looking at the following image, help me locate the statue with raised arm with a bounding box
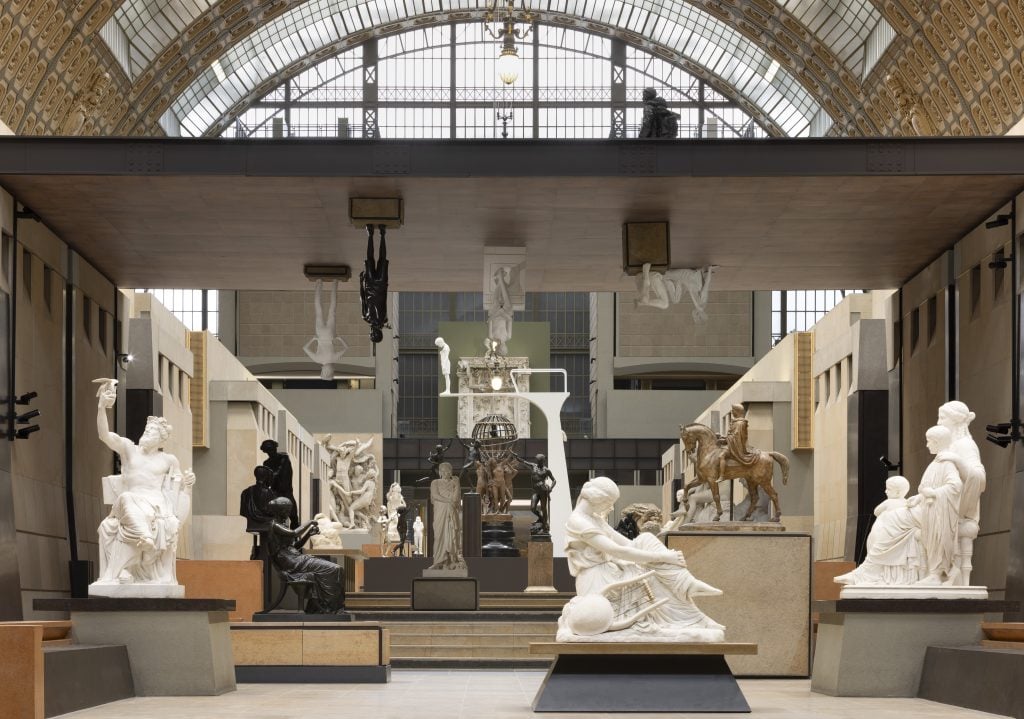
[303,279,349,380]
[90,378,195,597]
[634,262,716,322]
[436,337,452,394]
[487,266,515,356]
[360,224,389,343]
[516,453,557,535]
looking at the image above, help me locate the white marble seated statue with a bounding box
[91,378,195,597]
[303,279,349,380]
[557,476,725,642]
[634,262,716,323]
[836,419,982,594]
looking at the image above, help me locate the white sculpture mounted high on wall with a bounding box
[90,379,194,598]
[634,262,716,322]
[487,266,517,356]
[557,477,725,642]
[303,279,349,380]
[323,435,378,531]
[836,402,988,599]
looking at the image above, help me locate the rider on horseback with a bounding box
[718,404,758,479]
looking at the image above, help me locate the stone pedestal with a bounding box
[412,577,479,610]
[665,531,811,676]
[811,598,1018,697]
[482,514,519,557]
[525,539,556,592]
[34,598,236,696]
[529,642,757,713]
[231,621,390,683]
[463,492,482,558]
[918,644,1024,716]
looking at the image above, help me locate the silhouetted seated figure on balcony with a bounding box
[266,497,346,614]
[639,87,680,138]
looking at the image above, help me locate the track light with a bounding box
[985,214,1013,229]
[986,433,1013,448]
[116,353,134,370]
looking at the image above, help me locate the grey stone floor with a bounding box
[55,670,1004,718]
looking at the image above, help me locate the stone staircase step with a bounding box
[43,644,134,718]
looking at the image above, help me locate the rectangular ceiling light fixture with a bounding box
[349,197,404,227]
[622,221,670,276]
[303,264,352,281]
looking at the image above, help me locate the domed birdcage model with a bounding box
[470,414,519,461]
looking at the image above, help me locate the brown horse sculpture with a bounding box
[679,423,789,521]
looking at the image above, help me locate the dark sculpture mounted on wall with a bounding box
[265,497,346,614]
[639,87,681,138]
[360,223,389,343]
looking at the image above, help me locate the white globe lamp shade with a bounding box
[497,47,520,85]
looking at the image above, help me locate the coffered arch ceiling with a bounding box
[0,1,1023,137]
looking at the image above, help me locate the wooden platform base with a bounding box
[530,642,757,713]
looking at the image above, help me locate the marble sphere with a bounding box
[470,414,519,462]
[563,595,615,636]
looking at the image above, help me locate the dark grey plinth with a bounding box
[532,653,750,713]
[34,598,236,696]
[43,644,135,718]
[34,597,236,612]
[810,599,1017,697]
[236,665,390,683]
[412,577,479,610]
[363,556,574,592]
[918,645,1024,717]
[252,611,353,622]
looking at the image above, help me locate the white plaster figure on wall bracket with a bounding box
[634,262,716,322]
[303,279,349,380]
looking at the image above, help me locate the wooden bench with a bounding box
[528,642,758,713]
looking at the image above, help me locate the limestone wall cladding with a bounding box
[616,291,752,358]
[237,289,371,361]
[5,200,117,616]
[952,206,1015,596]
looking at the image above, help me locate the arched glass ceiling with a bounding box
[107,0,215,78]
[775,0,891,77]
[105,0,891,81]
[223,24,769,140]
[169,0,821,137]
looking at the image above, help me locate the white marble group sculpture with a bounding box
[303,279,349,380]
[435,336,452,394]
[90,379,194,598]
[324,435,378,531]
[428,462,467,571]
[309,513,345,550]
[557,476,725,642]
[836,401,987,598]
[634,262,716,322]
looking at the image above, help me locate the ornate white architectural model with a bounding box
[836,401,988,598]
[323,435,379,531]
[634,262,716,322]
[557,477,725,642]
[90,379,194,598]
[303,279,349,380]
[455,356,531,439]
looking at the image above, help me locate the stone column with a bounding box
[525,539,556,593]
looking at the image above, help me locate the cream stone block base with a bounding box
[839,585,988,600]
[665,531,811,676]
[88,583,185,598]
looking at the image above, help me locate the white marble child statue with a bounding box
[413,515,425,555]
[435,337,452,394]
[835,476,920,587]
[303,279,349,380]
